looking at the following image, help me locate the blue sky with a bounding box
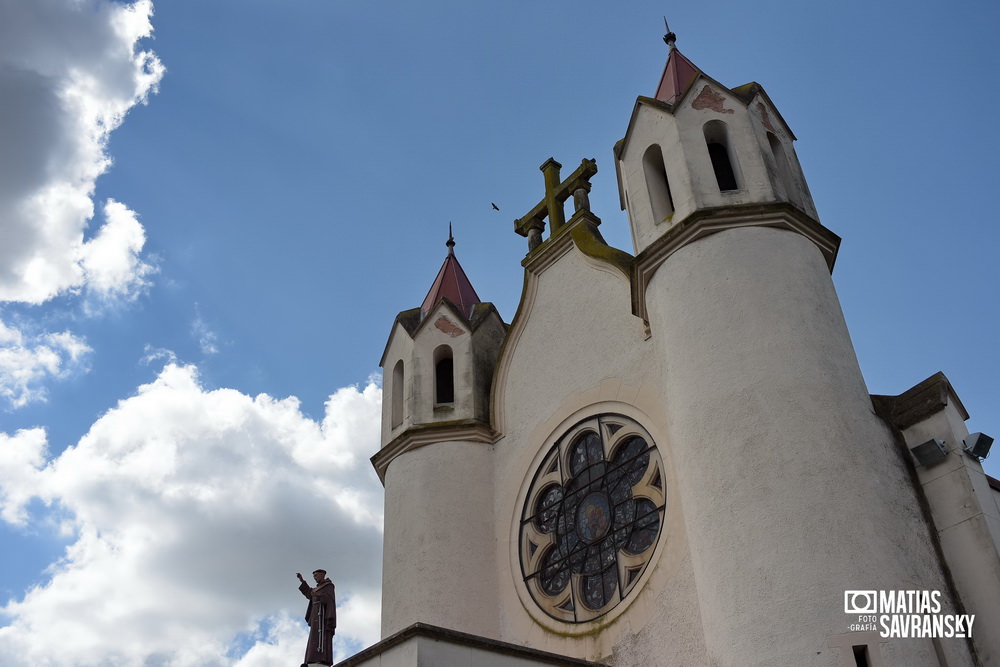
[0,1,997,664]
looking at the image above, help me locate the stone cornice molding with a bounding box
[336,622,608,667]
[630,202,840,322]
[371,419,500,484]
[871,371,970,431]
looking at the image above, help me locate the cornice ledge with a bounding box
[871,371,970,431]
[371,419,500,483]
[631,203,840,321]
[335,622,609,667]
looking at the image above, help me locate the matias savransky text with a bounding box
[845,590,975,639]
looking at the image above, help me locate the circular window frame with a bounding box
[515,412,667,628]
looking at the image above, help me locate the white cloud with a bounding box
[141,343,178,367]
[230,613,308,667]
[0,364,384,666]
[0,0,163,304]
[0,318,92,409]
[0,428,48,525]
[192,306,221,356]
[78,199,155,305]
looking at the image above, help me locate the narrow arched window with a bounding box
[642,144,674,222]
[433,345,454,404]
[391,360,404,428]
[703,120,739,192]
[767,131,793,199]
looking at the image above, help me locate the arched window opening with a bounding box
[391,360,404,428]
[703,120,739,192]
[434,345,454,404]
[767,131,793,200]
[642,144,674,222]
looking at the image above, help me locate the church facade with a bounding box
[339,34,1000,667]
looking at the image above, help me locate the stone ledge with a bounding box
[871,371,969,431]
[334,623,608,667]
[371,420,500,484]
[630,202,840,322]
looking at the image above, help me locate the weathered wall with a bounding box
[490,232,709,665]
[381,438,497,638]
[644,225,967,665]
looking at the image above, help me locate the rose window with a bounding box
[519,414,665,623]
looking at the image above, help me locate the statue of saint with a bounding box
[297,569,337,666]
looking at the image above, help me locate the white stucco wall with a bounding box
[670,83,775,211]
[618,104,689,254]
[743,92,818,219]
[644,225,969,666]
[488,235,709,665]
[381,439,498,638]
[381,324,416,447]
[897,398,1000,666]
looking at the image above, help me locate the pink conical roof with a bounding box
[420,234,482,319]
[654,47,701,105]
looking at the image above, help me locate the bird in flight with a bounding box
[491,202,500,211]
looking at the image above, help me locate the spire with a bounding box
[420,227,482,319]
[662,17,676,50]
[653,21,701,105]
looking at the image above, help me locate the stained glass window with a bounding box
[519,414,666,623]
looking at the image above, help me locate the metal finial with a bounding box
[446,222,455,255]
[662,17,676,49]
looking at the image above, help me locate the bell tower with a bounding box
[615,29,975,666]
[374,229,506,638]
[615,28,819,254]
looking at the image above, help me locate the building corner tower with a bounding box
[616,33,977,666]
[374,230,505,638]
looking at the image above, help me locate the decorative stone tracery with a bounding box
[519,414,665,623]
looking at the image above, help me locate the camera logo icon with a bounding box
[844,590,877,614]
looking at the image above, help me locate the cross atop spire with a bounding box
[446,222,455,255]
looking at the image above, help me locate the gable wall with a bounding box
[488,239,708,664]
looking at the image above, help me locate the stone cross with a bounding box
[514,157,598,251]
